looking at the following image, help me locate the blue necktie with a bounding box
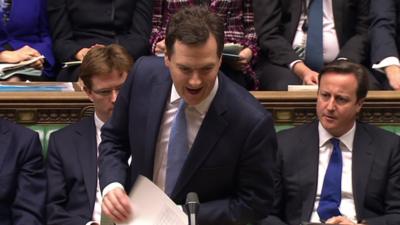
[317,138,343,222]
[305,0,324,72]
[165,100,188,195]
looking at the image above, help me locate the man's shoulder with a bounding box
[357,122,400,141]
[218,74,269,119]
[277,122,317,146]
[50,116,94,139]
[0,118,37,138]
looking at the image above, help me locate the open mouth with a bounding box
[186,87,202,95]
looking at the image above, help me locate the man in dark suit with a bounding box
[99,6,277,225]
[46,44,132,225]
[0,118,46,225]
[47,0,152,81]
[257,60,400,225]
[369,0,400,90]
[253,0,375,90]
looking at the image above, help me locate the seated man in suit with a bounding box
[47,0,152,81]
[257,60,400,225]
[0,118,46,225]
[99,6,277,225]
[46,44,132,225]
[253,0,379,90]
[370,0,400,90]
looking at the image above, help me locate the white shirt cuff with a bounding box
[372,56,400,73]
[102,182,125,198]
[289,59,303,70]
[85,221,99,225]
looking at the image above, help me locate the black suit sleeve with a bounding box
[13,132,46,225]
[47,0,83,62]
[46,134,88,225]
[336,0,370,63]
[363,136,400,225]
[253,0,301,66]
[117,0,153,59]
[369,0,399,64]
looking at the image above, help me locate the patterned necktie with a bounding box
[305,0,324,72]
[165,100,188,195]
[317,138,343,222]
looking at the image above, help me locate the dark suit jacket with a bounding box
[258,121,400,225]
[46,117,98,225]
[99,56,277,225]
[0,118,46,225]
[253,0,370,66]
[0,0,55,78]
[370,0,400,64]
[47,0,153,63]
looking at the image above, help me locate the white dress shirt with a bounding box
[291,0,340,69]
[153,78,219,191]
[85,113,104,225]
[310,122,357,223]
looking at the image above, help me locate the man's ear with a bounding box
[83,86,94,102]
[164,52,170,67]
[356,98,365,113]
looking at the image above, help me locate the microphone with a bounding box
[185,192,200,225]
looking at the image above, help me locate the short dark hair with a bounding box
[79,44,133,90]
[165,6,224,57]
[318,60,369,100]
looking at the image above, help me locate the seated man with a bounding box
[257,60,400,225]
[253,0,379,90]
[46,44,132,225]
[47,0,152,81]
[99,6,277,225]
[370,0,400,90]
[0,118,46,225]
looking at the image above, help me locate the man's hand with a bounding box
[293,61,319,85]
[384,65,400,90]
[75,44,105,61]
[325,216,366,225]
[102,187,132,223]
[75,48,90,61]
[0,45,41,64]
[155,39,166,55]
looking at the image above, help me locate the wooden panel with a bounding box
[252,91,400,125]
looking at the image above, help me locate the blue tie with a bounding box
[165,100,188,195]
[317,138,343,222]
[305,0,324,72]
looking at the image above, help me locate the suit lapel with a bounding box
[143,76,172,178]
[352,122,374,220]
[75,117,98,211]
[299,121,320,221]
[0,122,10,170]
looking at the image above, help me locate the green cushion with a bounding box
[28,124,66,157]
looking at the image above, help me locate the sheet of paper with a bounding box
[0,55,45,73]
[288,85,318,91]
[118,175,187,225]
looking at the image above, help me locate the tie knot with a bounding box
[178,99,187,110]
[330,138,340,148]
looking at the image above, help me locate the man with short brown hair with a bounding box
[46,44,132,225]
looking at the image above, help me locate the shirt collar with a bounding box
[318,121,356,152]
[94,112,105,131]
[170,77,219,115]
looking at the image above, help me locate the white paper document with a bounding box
[117,175,188,225]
